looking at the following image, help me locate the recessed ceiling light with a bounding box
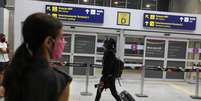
[83,0,88,2]
[114,1,118,5]
[146,4,151,8]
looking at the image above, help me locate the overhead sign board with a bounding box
[143,13,196,30]
[46,5,104,23]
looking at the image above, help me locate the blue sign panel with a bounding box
[143,13,196,30]
[46,5,104,23]
[49,0,61,2]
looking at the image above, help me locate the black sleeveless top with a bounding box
[4,56,72,101]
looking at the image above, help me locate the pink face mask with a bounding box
[51,35,65,59]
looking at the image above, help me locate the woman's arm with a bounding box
[0,43,9,53]
[58,81,71,101]
[0,48,8,53]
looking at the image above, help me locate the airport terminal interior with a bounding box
[1,0,201,101]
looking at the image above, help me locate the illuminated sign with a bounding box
[46,5,104,23]
[143,13,196,30]
[117,12,130,26]
[49,0,61,2]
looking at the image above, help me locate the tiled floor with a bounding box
[69,77,201,101]
[0,73,201,101]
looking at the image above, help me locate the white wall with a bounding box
[14,0,201,50]
[8,10,14,55]
[3,9,9,39]
[0,8,9,39]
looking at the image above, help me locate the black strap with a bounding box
[117,78,122,87]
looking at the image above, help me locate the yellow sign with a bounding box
[117,12,130,26]
[52,13,58,18]
[150,15,155,20]
[52,6,58,12]
[150,21,155,27]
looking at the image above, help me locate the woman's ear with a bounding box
[43,36,55,59]
[44,36,54,50]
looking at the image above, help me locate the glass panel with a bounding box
[95,57,103,76]
[157,0,170,11]
[199,45,201,59]
[168,41,187,59]
[188,41,196,60]
[146,39,165,58]
[123,59,142,79]
[187,62,195,69]
[96,35,117,55]
[38,0,79,4]
[127,0,141,9]
[112,0,126,8]
[124,37,144,57]
[186,62,197,81]
[74,35,96,54]
[166,61,185,79]
[124,59,143,69]
[60,55,70,62]
[188,41,201,60]
[142,0,157,11]
[64,34,71,53]
[95,0,110,6]
[145,60,163,78]
[73,56,94,75]
[96,57,103,66]
[62,0,78,3]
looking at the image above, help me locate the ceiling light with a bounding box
[83,0,88,2]
[114,1,118,5]
[146,4,151,8]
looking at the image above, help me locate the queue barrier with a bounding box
[135,66,201,99]
[51,61,201,99]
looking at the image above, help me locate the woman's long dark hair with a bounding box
[103,38,116,53]
[3,13,63,101]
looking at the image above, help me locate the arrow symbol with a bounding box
[85,9,89,14]
[145,21,149,26]
[145,15,149,19]
[47,6,51,11]
[180,17,184,22]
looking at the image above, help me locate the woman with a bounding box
[0,33,9,82]
[3,13,72,101]
[0,33,9,97]
[0,33,9,72]
[95,38,121,101]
